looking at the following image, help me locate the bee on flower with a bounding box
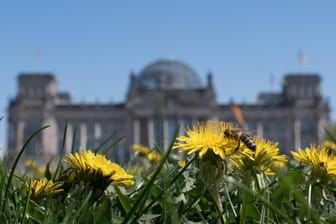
[230,138,287,175]
[173,120,249,213]
[173,121,241,160]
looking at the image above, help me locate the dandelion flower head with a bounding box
[24,160,37,168]
[27,178,63,202]
[230,138,287,175]
[173,121,239,160]
[132,144,151,155]
[291,145,336,182]
[323,140,336,154]
[132,144,162,162]
[64,150,135,186]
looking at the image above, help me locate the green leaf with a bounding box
[27,201,45,223]
[326,217,336,223]
[0,213,7,224]
[93,199,112,224]
[138,214,161,221]
[241,191,260,221]
[114,186,131,213]
[45,160,52,180]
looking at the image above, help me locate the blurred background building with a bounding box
[7,59,330,164]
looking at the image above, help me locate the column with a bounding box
[148,119,154,148]
[42,117,57,155]
[317,118,327,144]
[65,123,73,153]
[163,119,169,149]
[133,119,140,144]
[294,119,301,149]
[79,122,87,149]
[17,120,25,149]
[94,122,102,140]
[256,122,263,138]
[178,118,184,136]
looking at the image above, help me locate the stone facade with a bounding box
[7,59,330,164]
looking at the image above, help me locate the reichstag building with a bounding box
[7,59,330,164]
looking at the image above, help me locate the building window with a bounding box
[301,118,314,134]
[154,118,164,147]
[24,120,41,155]
[167,118,178,144]
[263,122,271,134]
[306,85,313,97]
[300,118,315,147]
[301,135,313,148]
[274,120,285,135]
[108,120,125,163]
[86,121,96,149]
[299,86,305,97]
[139,118,149,146]
[182,118,192,132]
[289,85,297,96]
[97,121,114,151]
[273,136,286,151]
[8,121,16,146]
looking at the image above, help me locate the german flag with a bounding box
[230,101,245,127]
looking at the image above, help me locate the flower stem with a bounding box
[308,182,312,209]
[199,150,224,214]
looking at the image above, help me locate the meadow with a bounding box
[1,120,336,224]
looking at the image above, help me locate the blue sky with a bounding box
[1,1,336,150]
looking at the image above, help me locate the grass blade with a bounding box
[2,125,49,212]
[121,126,179,224]
[102,136,125,156]
[53,122,68,181]
[93,131,116,153]
[229,177,296,224]
[71,123,78,153]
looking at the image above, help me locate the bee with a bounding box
[224,128,256,151]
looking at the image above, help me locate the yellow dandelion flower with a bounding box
[28,178,63,202]
[323,140,336,153]
[64,150,135,187]
[24,160,37,168]
[178,159,186,168]
[147,151,162,162]
[128,165,144,174]
[132,144,151,155]
[132,144,162,162]
[174,121,241,213]
[291,145,336,182]
[230,138,287,175]
[37,166,46,176]
[173,121,238,160]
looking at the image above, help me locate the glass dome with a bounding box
[137,59,202,90]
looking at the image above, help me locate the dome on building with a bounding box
[137,59,202,90]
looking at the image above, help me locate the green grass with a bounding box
[1,124,336,224]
